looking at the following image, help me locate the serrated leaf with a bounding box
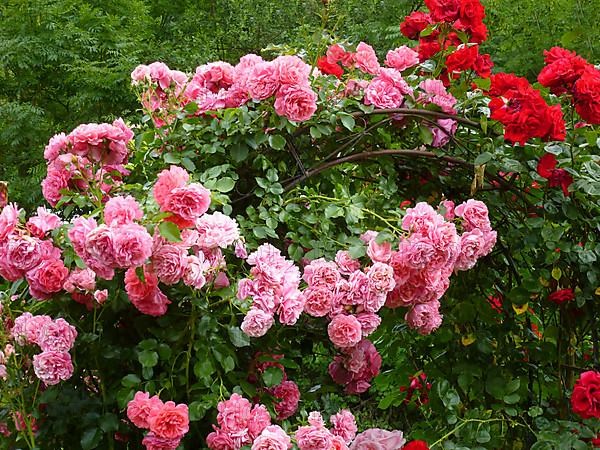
[158,221,182,242]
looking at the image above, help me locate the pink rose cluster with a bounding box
[132,53,318,126]
[329,338,382,394]
[384,200,496,335]
[41,118,133,206]
[10,313,76,386]
[0,204,70,300]
[206,393,271,450]
[206,393,360,450]
[237,244,304,337]
[126,391,189,450]
[66,167,239,316]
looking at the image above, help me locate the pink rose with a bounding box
[167,183,211,222]
[367,262,395,293]
[455,199,492,231]
[6,235,44,273]
[26,207,62,237]
[11,313,52,345]
[454,229,485,271]
[303,286,334,317]
[349,428,405,450]
[196,212,240,249]
[141,432,182,450]
[148,401,189,440]
[26,258,69,300]
[38,318,77,352]
[334,251,361,275]
[367,240,392,263]
[217,393,252,433]
[85,224,116,266]
[277,293,305,325]
[32,351,73,385]
[152,244,188,285]
[439,200,455,220]
[419,79,457,114]
[112,224,153,268]
[63,268,96,293]
[206,428,235,450]
[296,426,333,450]
[355,42,380,75]
[328,315,362,348]
[355,312,382,336]
[252,425,291,450]
[248,404,272,440]
[364,68,412,109]
[303,259,341,288]
[104,195,143,226]
[0,203,20,241]
[247,62,279,100]
[125,266,171,316]
[274,85,318,122]
[43,132,69,161]
[241,308,274,338]
[127,391,164,429]
[131,64,151,84]
[431,119,457,147]
[193,62,235,92]
[385,46,420,71]
[330,410,357,444]
[183,254,209,289]
[405,300,443,335]
[274,55,311,86]
[94,289,108,304]
[153,166,190,210]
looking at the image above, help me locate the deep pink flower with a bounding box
[127,391,164,429]
[328,315,362,348]
[32,351,73,385]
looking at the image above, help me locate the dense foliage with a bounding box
[1,0,600,449]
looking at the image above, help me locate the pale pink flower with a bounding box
[247,62,279,100]
[385,46,420,71]
[349,428,405,450]
[303,258,340,288]
[183,254,209,289]
[355,312,382,336]
[26,207,62,237]
[367,239,392,263]
[248,404,271,441]
[194,62,235,92]
[33,351,73,385]
[252,425,291,450]
[152,243,188,285]
[454,229,485,271]
[431,119,457,147]
[234,240,248,259]
[302,286,334,317]
[142,432,182,450]
[439,200,455,220]
[334,251,361,275]
[131,64,151,84]
[328,315,362,348]
[274,55,311,86]
[455,199,492,232]
[196,212,240,249]
[43,132,69,161]
[206,428,235,450]
[94,289,108,304]
[38,318,77,352]
[308,411,325,428]
[125,266,171,316]
[241,308,274,338]
[63,268,96,293]
[0,365,6,380]
[26,259,69,300]
[419,79,457,114]
[295,425,333,450]
[330,410,357,444]
[0,203,20,241]
[167,183,211,222]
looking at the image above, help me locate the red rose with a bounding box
[459,0,485,28]
[574,67,600,124]
[571,371,600,419]
[425,0,461,22]
[445,45,479,75]
[537,154,573,196]
[474,53,494,78]
[404,440,430,450]
[547,288,575,305]
[417,33,442,61]
[400,11,433,40]
[538,47,591,95]
[317,56,343,79]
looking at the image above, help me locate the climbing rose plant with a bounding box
[1,0,600,449]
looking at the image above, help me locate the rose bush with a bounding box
[0,0,600,449]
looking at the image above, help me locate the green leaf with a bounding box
[268,135,286,150]
[418,124,433,145]
[158,221,182,242]
[121,374,141,387]
[231,143,249,162]
[339,113,355,131]
[215,177,235,193]
[262,366,284,387]
[81,428,102,450]
[474,152,492,165]
[138,350,159,368]
[163,153,180,164]
[228,326,250,348]
[194,358,215,378]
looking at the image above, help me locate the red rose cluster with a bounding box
[537,154,573,196]
[538,47,600,124]
[547,288,575,305]
[571,371,600,419]
[399,0,493,80]
[487,73,566,145]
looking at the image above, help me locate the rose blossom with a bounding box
[355,312,382,336]
[303,286,334,317]
[355,42,380,75]
[295,425,333,450]
[247,62,279,100]
[0,203,20,241]
[271,380,300,420]
[274,85,318,122]
[149,401,189,440]
[112,223,153,268]
[334,250,361,274]
[303,259,341,287]
[104,195,143,226]
[330,410,357,444]
[166,183,211,222]
[26,258,69,300]
[94,289,108,304]
[38,318,77,352]
[127,391,164,429]
[241,308,274,338]
[196,212,240,249]
[385,46,420,71]
[455,199,492,231]
[206,428,235,450]
[367,262,396,292]
[252,425,291,450]
[152,244,188,285]
[32,351,74,385]
[349,428,405,450]
[125,266,171,316]
[153,166,190,209]
[571,370,600,419]
[26,207,62,237]
[142,432,182,450]
[328,315,362,348]
[405,300,443,335]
